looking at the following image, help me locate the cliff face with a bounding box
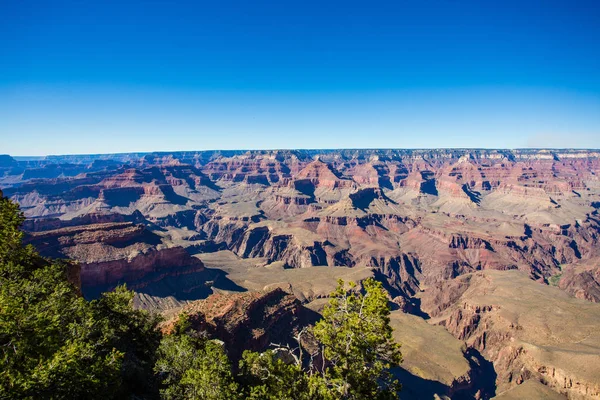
[24,222,206,297]
[80,246,204,287]
[161,288,315,361]
[6,148,600,304]
[558,257,600,303]
[5,149,600,398]
[421,270,600,399]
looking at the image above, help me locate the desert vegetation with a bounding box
[0,195,403,399]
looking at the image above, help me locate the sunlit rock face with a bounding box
[3,148,600,399]
[4,148,600,298]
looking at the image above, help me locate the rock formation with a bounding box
[161,288,316,361]
[3,148,600,398]
[421,270,600,399]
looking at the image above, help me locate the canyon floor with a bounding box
[2,148,600,399]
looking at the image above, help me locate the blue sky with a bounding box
[1,0,599,155]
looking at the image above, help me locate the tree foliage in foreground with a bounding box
[312,279,403,399]
[154,315,239,400]
[239,279,403,400]
[0,195,402,399]
[0,196,161,399]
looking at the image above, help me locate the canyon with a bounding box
[2,148,600,399]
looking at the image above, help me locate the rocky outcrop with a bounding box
[558,257,600,303]
[259,191,314,218]
[422,270,600,399]
[294,160,356,190]
[201,154,291,185]
[24,222,205,295]
[21,211,147,232]
[9,149,600,305]
[161,288,315,361]
[6,148,600,398]
[230,225,330,268]
[80,246,205,288]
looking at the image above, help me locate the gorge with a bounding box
[2,148,600,399]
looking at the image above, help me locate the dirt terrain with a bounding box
[3,148,600,399]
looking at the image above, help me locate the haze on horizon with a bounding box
[1,0,599,156]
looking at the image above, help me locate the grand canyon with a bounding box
[1,148,599,399]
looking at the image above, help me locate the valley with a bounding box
[2,148,600,399]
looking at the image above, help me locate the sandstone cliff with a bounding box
[161,288,316,361]
[421,270,600,399]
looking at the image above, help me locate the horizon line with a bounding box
[5,147,600,159]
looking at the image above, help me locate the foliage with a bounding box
[91,286,163,398]
[239,350,315,400]
[0,196,41,279]
[240,278,403,400]
[0,195,403,399]
[0,262,124,399]
[549,273,563,286]
[154,315,239,400]
[0,196,161,399]
[312,278,403,399]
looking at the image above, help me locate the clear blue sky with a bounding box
[1,0,599,155]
